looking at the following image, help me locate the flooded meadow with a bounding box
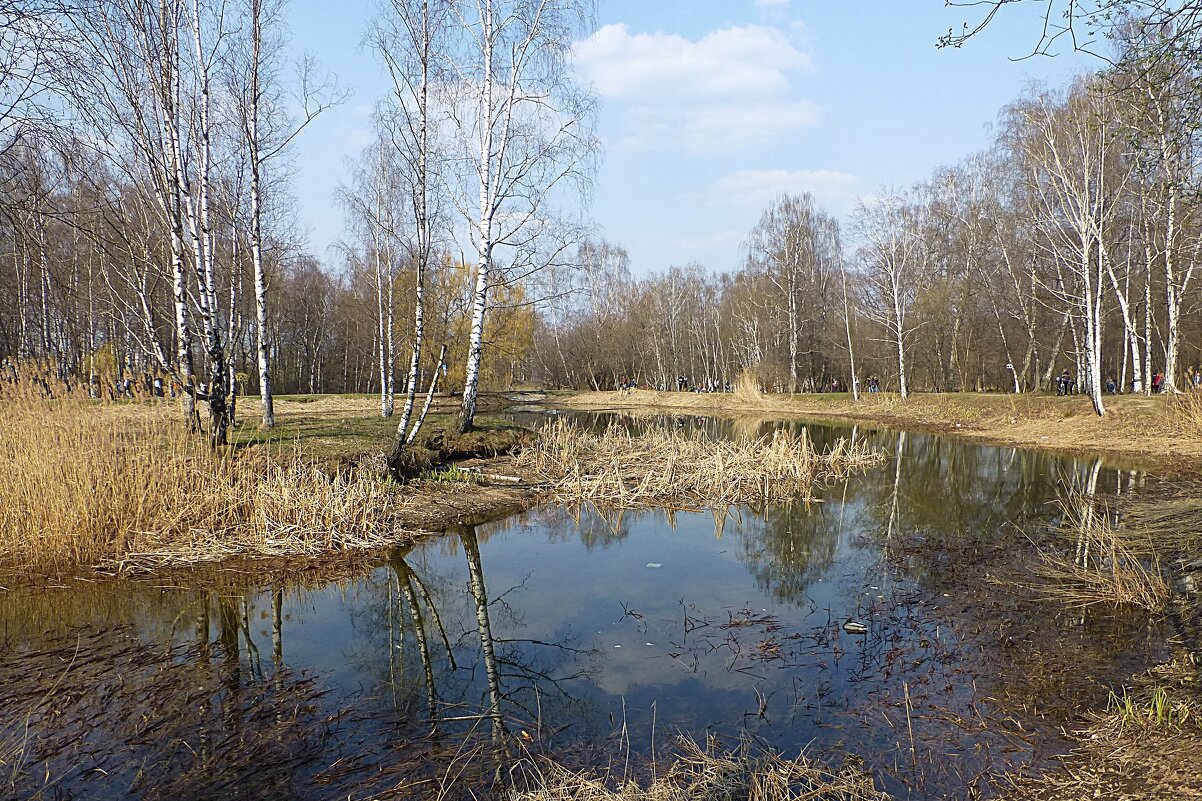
[0,413,1171,800]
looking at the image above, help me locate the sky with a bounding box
[286,0,1099,276]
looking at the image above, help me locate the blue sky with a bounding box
[287,0,1097,275]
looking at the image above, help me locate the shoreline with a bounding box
[548,388,1202,476]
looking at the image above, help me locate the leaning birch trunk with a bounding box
[1103,241,1142,396]
[385,344,446,474]
[407,345,447,444]
[395,258,426,437]
[1084,245,1106,416]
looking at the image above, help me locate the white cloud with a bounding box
[575,23,811,103]
[621,100,821,153]
[573,23,818,152]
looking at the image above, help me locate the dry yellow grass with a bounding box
[1002,656,1202,801]
[553,389,1202,471]
[1029,494,1170,612]
[511,736,889,801]
[0,395,428,575]
[1171,390,1202,439]
[518,419,882,509]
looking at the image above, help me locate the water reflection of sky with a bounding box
[1,414,1163,800]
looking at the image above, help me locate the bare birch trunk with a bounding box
[248,0,274,427]
[841,267,858,401]
[456,0,494,435]
[189,0,227,445]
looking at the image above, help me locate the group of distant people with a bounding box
[1060,366,1202,395]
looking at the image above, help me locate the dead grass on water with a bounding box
[517,419,883,509]
[510,735,889,801]
[1002,655,1202,801]
[1029,494,1170,612]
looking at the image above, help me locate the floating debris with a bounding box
[843,620,869,635]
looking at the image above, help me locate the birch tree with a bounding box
[233,0,341,428]
[1016,82,1128,416]
[744,192,840,393]
[855,191,927,399]
[443,0,597,433]
[370,0,454,468]
[61,0,201,428]
[1115,35,1202,392]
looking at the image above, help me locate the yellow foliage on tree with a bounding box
[435,260,534,393]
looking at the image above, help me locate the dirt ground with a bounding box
[551,389,1202,475]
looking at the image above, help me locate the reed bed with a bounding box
[1029,494,1170,612]
[0,396,425,574]
[510,735,890,801]
[517,420,883,509]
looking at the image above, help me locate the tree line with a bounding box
[4,0,1202,441]
[534,15,1202,415]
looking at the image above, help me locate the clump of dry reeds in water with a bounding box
[518,420,882,509]
[1030,493,1169,612]
[0,395,421,574]
[510,735,890,801]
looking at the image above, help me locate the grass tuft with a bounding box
[517,419,883,509]
[510,735,890,801]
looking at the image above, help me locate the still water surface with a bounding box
[1,413,1164,799]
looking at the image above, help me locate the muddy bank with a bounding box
[550,389,1202,475]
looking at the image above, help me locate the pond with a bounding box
[0,412,1167,800]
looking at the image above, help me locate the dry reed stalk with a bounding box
[510,735,890,801]
[1170,389,1202,438]
[0,396,426,574]
[732,369,765,406]
[1120,492,1202,559]
[517,420,882,509]
[1029,494,1170,612]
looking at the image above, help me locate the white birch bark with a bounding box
[247,0,274,427]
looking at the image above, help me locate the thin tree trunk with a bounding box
[248,0,274,427]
